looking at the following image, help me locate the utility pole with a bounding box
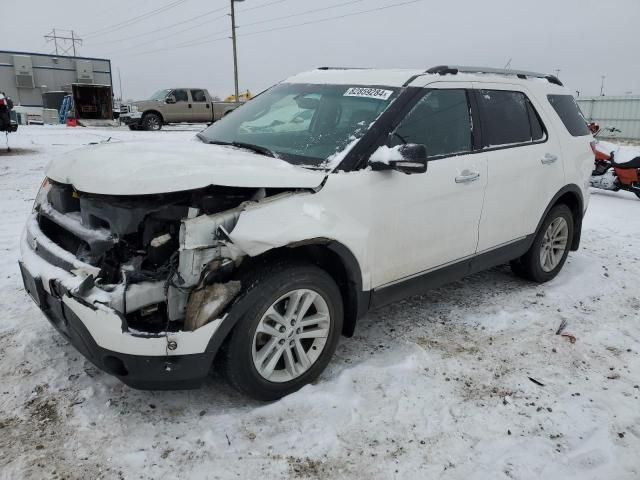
[118,68,124,102]
[52,28,59,55]
[230,0,244,102]
[600,75,606,96]
[71,30,77,56]
[44,29,83,57]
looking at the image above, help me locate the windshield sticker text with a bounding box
[343,88,393,100]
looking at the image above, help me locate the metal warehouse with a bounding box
[0,50,112,107]
[577,95,640,141]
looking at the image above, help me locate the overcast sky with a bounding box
[3,0,639,99]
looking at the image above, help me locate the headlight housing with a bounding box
[129,105,138,113]
[32,176,50,211]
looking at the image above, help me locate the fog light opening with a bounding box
[103,355,128,376]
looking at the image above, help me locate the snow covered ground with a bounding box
[1,126,639,480]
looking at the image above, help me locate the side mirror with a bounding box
[369,144,428,174]
[166,95,176,104]
[587,122,599,135]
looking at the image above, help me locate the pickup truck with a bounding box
[120,88,241,130]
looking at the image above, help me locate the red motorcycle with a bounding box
[589,123,640,199]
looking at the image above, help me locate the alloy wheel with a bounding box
[252,289,331,383]
[539,217,569,272]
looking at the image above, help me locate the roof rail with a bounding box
[426,65,563,86]
[316,66,370,70]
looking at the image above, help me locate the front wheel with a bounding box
[141,112,162,131]
[511,204,574,283]
[224,263,343,401]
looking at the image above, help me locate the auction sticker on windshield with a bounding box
[344,87,393,100]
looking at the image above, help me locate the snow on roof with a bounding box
[284,68,568,92]
[284,68,425,87]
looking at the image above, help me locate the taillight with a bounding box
[0,98,6,106]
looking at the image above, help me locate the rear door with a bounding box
[473,83,565,252]
[189,89,212,122]
[370,82,489,287]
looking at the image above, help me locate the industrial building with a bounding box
[577,95,640,141]
[0,50,112,107]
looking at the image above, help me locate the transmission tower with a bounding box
[44,29,83,56]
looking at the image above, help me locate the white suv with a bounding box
[19,66,594,400]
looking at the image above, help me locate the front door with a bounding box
[163,89,190,122]
[370,83,488,288]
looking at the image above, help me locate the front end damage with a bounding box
[20,178,296,388]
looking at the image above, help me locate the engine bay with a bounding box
[35,180,283,334]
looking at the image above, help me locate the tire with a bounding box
[511,204,574,283]
[224,262,343,401]
[141,112,162,131]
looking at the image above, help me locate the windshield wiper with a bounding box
[206,139,275,158]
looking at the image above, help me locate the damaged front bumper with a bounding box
[19,214,228,389]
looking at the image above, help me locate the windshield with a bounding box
[149,89,171,101]
[197,83,399,167]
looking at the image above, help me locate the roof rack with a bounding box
[426,65,563,86]
[317,66,370,70]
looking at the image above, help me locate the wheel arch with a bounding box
[142,109,164,123]
[536,184,584,251]
[204,238,369,362]
[238,239,369,338]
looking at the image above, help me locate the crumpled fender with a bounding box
[227,173,375,289]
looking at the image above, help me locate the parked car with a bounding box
[19,66,593,400]
[120,88,240,130]
[0,91,18,133]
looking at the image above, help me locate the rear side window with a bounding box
[547,94,590,136]
[477,90,546,147]
[391,89,472,157]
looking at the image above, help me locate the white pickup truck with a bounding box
[120,88,241,130]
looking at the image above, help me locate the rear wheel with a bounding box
[141,112,162,131]
[224,263,343,401]
[511,204,574,283]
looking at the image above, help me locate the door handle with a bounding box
[455,171,480,183]
[541,153,558,164]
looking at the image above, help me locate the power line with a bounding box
[238,0,289,13]
[89,5,228,46]
[83,0,189,39]
[105,23,229,56]
[112,0,427,58]
[240,0,366,28]
[240,0,427,38]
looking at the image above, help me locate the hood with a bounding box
[46,140,327,195]
[130,99,161,109]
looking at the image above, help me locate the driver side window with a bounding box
[172,89,189,102]
[392,89,472,158]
